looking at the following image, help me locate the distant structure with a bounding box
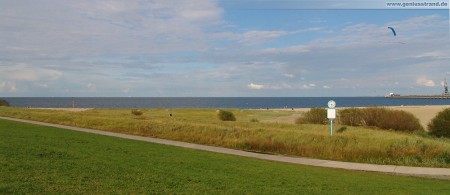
[385,78,450,99]
[444,78,449,96]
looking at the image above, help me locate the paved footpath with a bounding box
[1,116,449,180]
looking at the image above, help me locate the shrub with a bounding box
[250,118,259,123]
[131,109,143,116]
[338,108,364,126]
[0,99,10,107]
[218,110,236,121]
[428,108,450,138]
[361,107,387,127]
[338,107,423,132]
[374,109,423,132]
[295,108,327,124]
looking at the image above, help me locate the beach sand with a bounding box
[267,105,450,129]
[33,108,92,112]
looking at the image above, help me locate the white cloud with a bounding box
[0,81,18,93]
[284,74,294,78]
[33,83,49,88]
[0,0,224,58]
[239,30,289,45]
[177,1,223,23]
[262,45,310,54]
[86,83,96,91]
[0,64,62,82]
[247,83,265,90]
[414,51,450,60]
[416,76,435,87]
[269,83,294,90]
[224,27,322,46]
[302,83,316,89]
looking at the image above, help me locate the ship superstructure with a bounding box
[444,78,449,96]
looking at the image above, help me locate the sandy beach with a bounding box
[33,108,92,112]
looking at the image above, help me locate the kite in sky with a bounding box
[387,26,396,36]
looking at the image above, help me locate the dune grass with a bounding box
[1,119,450,194]
[0,107,449,167]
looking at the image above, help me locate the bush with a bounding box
[360,107,386,127]
[375,109,423,132]
[218,110,236,121]
[428,108,450,138]
[338,107,423,132]
[0,99,10,107]
[131,109,143,116]
[250,118,259,123]
[295,108,327,124]
[337,108,364,126]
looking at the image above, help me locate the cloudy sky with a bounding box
[1,0,449,97]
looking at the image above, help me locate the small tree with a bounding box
[428,108,450,138]
[218,110,236,121]
[0,99,10,107]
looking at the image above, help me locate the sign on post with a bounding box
[327,100,336,137]
[327,108,336,119]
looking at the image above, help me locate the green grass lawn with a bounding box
[1,119,449,194]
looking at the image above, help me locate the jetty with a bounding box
[385,78,450,99]
[385,95,450,99]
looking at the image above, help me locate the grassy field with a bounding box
[1,119,449,194]
[0,107,449,167]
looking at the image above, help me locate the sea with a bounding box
[1,97,449,109]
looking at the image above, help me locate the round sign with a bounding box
[328,100,336,108]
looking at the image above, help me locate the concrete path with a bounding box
[1,116,449,180]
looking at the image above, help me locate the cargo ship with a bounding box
[385,78,450,99]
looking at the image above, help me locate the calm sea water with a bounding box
[1,97,449,109]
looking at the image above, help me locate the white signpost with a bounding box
[327,100,336,137]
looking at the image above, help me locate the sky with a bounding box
[0,0,449,97]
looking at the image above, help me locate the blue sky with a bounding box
[0,0,449,97]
